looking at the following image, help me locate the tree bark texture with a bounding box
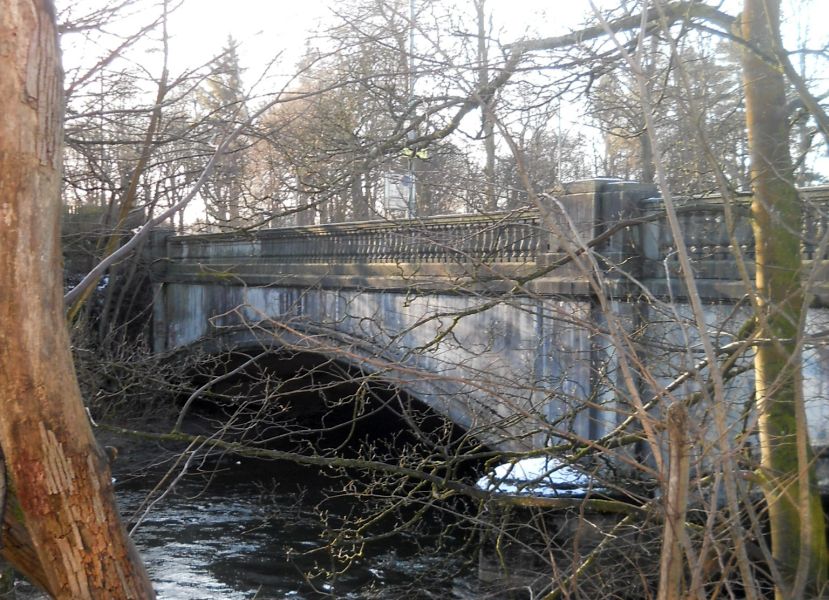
[656,404,690,600]
[0,1,155,598]
[740,0,828,597]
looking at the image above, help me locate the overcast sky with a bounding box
[57,0,825,94]
[159,0,824,84]
[160,0,568,89]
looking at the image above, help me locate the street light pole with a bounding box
[407,0,417,219]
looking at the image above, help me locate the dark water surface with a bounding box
[109,457,480,600]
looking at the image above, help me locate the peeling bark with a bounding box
[0,1,155,598]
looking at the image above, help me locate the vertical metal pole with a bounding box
[407,0,417,218]
[557,100,563,182]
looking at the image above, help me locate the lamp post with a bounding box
[407,0,417,218]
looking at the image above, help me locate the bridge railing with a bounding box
[166,210,548,265]
[160,182,829,278]
[640,186,829,277]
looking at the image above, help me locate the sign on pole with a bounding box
[383,172,415,216]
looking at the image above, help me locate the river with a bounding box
[16,449,485,600]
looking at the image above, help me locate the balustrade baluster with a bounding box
[506,223,517,262]
[529,221,539,261]
[492,226,502,263]
[413,227,424,263]
[440,224,451,263]
[379,229,389,262]
[495,223,505,262]
[430,226,439,263]
[475,225,486,262]
[407,227,415,263]
[407,227,416,263]
[466,225,476,262]
[366,229,375,263]
[333,231,341,263]
[426,229,437,263]
[454,223,466,262]
[307,234,315,263]
[407,227,414,263]
[288,235,295,263]
[448,224,458,263]
[518,222,530,261]
[421,227,431,263]
[346,231,355,263]
[284,233,292,262]
[498,223,509,262]
[302,235,318,263]
[470,226,479,262]
[390,228,398,262]
[517,222,527,261]
[389,229,399,263]
[368,229,383,262]
[383,229,395,262]
[280,234,290,262]
[396,228,408,263]
[353,231,361,263]
[432,225,441,263]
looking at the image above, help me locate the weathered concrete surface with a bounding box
[155,281,600,451]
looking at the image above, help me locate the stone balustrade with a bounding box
[154,180,829,301]
[166,210,544,265]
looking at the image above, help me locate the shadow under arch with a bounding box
[168,321,501,462]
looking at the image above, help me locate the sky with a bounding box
[57,0,826,94]
[148,0,828,96]
[161,0,640,83]
[167,0,332,77]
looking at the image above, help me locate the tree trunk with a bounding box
[656,404,690,600]
[0,1,155,598]
[740,1,828,597]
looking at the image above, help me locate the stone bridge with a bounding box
[150,179,829,454]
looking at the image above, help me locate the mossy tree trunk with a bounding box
[0,1,155,597]
[740,1,828,597]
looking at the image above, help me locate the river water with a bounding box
[107,455,481,600]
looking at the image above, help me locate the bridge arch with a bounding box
[170,327,489,457]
